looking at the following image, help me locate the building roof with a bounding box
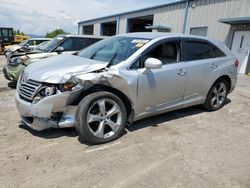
[78,0,187,25]
[218,16,250,25]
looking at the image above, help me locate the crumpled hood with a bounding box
[25,54,108,83]
[9,49,44,59]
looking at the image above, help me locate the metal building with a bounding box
[78,0,250,71]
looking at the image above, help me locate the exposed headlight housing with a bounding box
[8,55,29,66]
[45,87,56,96]
[61,74,82,91]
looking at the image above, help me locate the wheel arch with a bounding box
[75,84,134,123]
[215,75,231,91]
[206,74,232,99]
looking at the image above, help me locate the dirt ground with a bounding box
[0,55,250,188]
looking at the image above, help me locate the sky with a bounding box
[0,0,178,35]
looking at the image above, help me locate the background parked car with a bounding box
[3,35,106,82]
[4,38,51,58]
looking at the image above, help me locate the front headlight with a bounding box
[61,74,82,91]
[8,55,29,66]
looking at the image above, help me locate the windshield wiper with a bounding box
[90,45,106,59]
[107,50,119,67]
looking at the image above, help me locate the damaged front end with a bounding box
[16,61,136,131]
[15,76,84,131]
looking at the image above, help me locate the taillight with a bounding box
[234,59,239,68]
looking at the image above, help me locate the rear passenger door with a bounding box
[181,39,226,107]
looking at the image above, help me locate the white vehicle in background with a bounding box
[4,38,51,57]
[3,35,106,82]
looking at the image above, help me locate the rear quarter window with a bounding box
[183,40,225,61]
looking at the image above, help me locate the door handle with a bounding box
[211,63,218,69]
[177,69,187,76]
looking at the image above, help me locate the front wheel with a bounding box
[75,91,127,145]
[203,79,229,111]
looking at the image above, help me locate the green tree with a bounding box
[46,29,69,38]
[13,29,25,35]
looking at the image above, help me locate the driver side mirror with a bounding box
[55,46,64,54]
[144,58,162,69]
[23,44,30,49]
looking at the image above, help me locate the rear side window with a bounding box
[36,40,47,45]
[60,38,78,51]
[211,44,226,57]
[27,40,36,45]
[183,40,225,61]
[60,37,101,51]
[84,38,102,48]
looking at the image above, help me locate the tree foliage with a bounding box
[46,29,69,38]
[13,29,25,35]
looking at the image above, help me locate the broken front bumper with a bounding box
[15,91,77,131]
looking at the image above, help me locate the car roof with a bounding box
[117,32,223,43]
[29,38,51,41]
[57,34,107,39]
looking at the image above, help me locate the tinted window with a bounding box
[35,40,47,45]
[60,37,96,51]
[27,40,35,45]
[84,38,102,48]
[183,40,226,61]
[2,29,8,37]
[131,41,178,69]
[183,41,214,61]
[211,44,226,57]
[60,38,74,51]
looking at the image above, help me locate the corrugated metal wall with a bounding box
[78,0,250,42]
[185,0,250,40]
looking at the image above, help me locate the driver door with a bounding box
[136,39,187,114]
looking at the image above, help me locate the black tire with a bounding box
[203,78,229,111]
[75,91,127,145]
[8,81,17,89]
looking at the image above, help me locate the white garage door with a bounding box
[231,31,250,67]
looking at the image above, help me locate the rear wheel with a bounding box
[203,79,229,111]
[75,92,127,145]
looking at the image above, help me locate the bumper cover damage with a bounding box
[15,91,77,131]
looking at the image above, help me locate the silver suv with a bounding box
[15,33,238,144]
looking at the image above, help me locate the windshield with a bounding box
[19,40,29,46]
[78,36,150,66]
[38,36,64,52]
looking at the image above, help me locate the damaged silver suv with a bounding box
[15,33,237,144]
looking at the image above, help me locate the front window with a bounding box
[19,40,28,46]
[38,36,65,52]
[78,36,150,66]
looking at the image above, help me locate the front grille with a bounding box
[18,79,42,102]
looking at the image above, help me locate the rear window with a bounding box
[183,40,225,61]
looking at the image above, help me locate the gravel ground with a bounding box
[0,55,250,188]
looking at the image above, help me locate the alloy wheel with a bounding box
[210,82,227,109]
[87,98,122,139]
